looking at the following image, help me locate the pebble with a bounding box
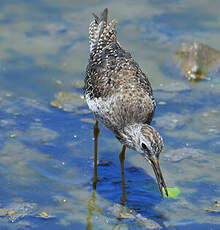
[38,211,50,218]
[9,133,16,138]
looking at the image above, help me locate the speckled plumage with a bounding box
[84,9,155,132]
[84,9,167,197]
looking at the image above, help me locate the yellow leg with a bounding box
[93,121,100,189]
[119,145,126,204]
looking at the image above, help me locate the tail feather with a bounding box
[92,13,100,24]
[100,8,108,24]
[89,8,117,54]
[92,8,108,24]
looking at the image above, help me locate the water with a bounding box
[0,0,220,229]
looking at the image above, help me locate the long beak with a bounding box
[147,156,168,198]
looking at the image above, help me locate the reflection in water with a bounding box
[86,121,128,230]
[92,120,127,204]
[86,121,100,230]
[111,204,126,230]
[86,188,103,230]
[86,173,126,230]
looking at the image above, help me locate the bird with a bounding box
[84,8,168,198]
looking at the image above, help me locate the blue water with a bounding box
[0,0,220,229]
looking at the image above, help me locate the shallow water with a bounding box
[0,0,220,229]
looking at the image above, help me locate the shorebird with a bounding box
[84,8,168,198]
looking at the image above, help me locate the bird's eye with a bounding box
[141,143,151,154]
[141,143,147,149]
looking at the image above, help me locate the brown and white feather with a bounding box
[85,9,156,133]
[84,8,167,197]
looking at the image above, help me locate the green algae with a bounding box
[163,187,181,199]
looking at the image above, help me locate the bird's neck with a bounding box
[114,124,141,151]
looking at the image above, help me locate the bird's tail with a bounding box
[89,8,118,54]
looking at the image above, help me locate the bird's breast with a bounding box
[85,90,155,131]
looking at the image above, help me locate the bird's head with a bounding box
[116,123,168,197]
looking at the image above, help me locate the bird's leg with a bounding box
[93,120,100,189]
[119,145,127,204]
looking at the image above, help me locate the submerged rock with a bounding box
[206,200,220,213]
[156,81,191,92]
[174,41,220,80]
[0,208,8,216]
[109,204,161,229]
[0,202,53,222]
[162,147,206,162]
[1,202,37,222]
[50,91,85,112]
[38,211,51,218]
[155,113,186,130]
[24,123,58,143]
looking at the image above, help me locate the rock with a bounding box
[174,41,220,80]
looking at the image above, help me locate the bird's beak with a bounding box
[147,156,168,198]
